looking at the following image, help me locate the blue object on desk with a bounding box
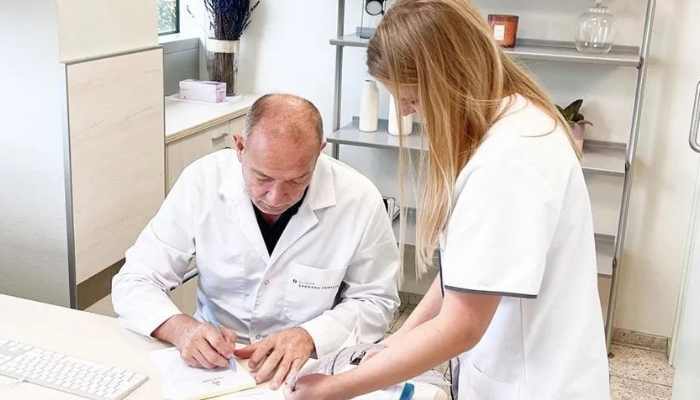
[399,383,415,400]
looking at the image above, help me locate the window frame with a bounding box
[158,0,180,36]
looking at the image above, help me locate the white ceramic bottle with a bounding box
[388,95,414,136]
[359,80,379,132]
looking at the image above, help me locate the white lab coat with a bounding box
[441,95,610,399]
[112,151,400,358]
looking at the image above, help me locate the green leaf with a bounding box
[563,99,583,117]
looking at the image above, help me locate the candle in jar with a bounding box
[488,15,519,48]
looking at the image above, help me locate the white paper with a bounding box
[150,347,256,400]
[217,387,285,399]
[354,385,402,399]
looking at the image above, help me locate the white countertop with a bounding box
[165,94,258,143]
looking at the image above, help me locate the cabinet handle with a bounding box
[689,81,700,153]
[211,132,229,141]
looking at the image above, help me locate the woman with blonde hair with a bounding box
[286,0,610,398]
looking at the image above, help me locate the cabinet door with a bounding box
[67,48,165,285]
[166,122,234,191]
[56,0,158,62]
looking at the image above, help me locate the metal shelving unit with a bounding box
[329,117,628,176]
[328,0,656,350]
[331,34,642,67]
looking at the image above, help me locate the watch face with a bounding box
[365,0,384,16]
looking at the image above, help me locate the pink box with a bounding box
[179,79,227,103]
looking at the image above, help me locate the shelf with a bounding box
[582,140,627,177]
[330,117,426,151]
[330,35,641,68]
[596,234,615,277]
[330,34,371,48]
[392,208,417,247]
[505,39,641,67]
[392,209,614,277]
[329,117,627,177]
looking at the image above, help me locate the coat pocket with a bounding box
[461,360,519,400]
[285,263,346,323]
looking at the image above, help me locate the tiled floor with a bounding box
[390,304,675,400]
[609,343,674,400]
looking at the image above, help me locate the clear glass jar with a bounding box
[576,1,616,54]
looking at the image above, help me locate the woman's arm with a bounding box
[287,290,501,400]
[384,275,443,346]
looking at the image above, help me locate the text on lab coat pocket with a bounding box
[284,263,346,322]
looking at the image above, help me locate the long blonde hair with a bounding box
[367,0,577,273]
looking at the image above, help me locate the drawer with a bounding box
[165,116,246,191]
[165,123,229,191]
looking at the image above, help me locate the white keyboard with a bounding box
[0,338,147,400]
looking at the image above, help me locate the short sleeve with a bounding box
[441,161,559,298]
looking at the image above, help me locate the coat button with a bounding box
[263,279,270,286]
[292,279,298,284]
[255,334,262,340]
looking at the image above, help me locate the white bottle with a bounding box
[359,80,379,132]
[388,95,414,136]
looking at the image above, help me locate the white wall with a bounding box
[236,1,339,120]
[0,0,72,306]
[227,0,690,337]
[617,0,700,338]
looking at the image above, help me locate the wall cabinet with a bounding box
[0,1,163,309]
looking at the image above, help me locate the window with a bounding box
[157,0,180,35]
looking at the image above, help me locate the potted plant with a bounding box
[557,99,593,153]
[203,0,261,96]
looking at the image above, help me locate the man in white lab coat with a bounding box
[112,94,400,390]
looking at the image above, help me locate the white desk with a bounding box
[0,295,447,399]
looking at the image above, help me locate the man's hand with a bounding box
[234,327,315,390]
[152,314,237,369]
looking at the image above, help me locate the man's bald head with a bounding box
[243,94,324,144]
[233,94,326,219]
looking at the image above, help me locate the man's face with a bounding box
[234,123,323,216]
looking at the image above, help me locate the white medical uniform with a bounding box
[112,151,400,358]
[441,95,610,399]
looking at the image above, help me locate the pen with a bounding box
[399,383,415,400]
[202,306,237,370]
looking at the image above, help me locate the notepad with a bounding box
[150,347,256,400]
[221,387,285,399]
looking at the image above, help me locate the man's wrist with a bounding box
[152,314,195,345]
[296,326,318,358]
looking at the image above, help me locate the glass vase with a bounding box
[206,39,240,97]
[575,1,616,54]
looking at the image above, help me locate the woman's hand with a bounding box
[284,374,348,400]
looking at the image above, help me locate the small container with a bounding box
[488,14,519,48]
[359,80,379,132]
[388,95,414,136]
[179,79,226,103]
[575,1,616,54]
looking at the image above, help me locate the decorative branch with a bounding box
[203,0,261,41]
